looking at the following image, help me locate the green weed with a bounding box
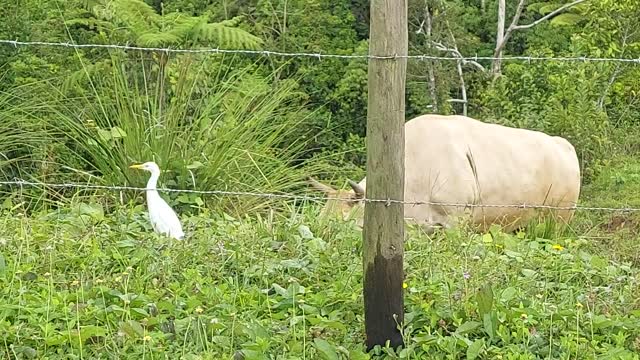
[2,195,640,359]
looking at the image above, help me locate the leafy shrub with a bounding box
[0,84,59,182]
[22,54,323,215]
[476,50,612,182]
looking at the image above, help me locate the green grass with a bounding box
[3,54,325,216]
[2,189,640,359]
[566,154,640,267]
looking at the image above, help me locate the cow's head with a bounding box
[308,177,366,226]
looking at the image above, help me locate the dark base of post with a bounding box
[364,253,405,351]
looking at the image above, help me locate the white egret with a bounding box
[129,161,184,240]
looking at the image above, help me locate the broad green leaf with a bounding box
[238,349,268,360]
[77,325,107,342]
[120,320,144,339]
[298,224,314,239]
[97,128,112,142]
[550,13,583,26]
[12,346,37,359]
[348,349,371,360]
[476,283,494,317]
[467,339,485,360]
[110,126,127,139]
[272,283,289,298]
[483,312,497,340]
[500,287,517,303]
[45,334,68,346]
[455,320,481,335]
[521,269,538,278]
[313,338,339,360]
[74,202,104,222]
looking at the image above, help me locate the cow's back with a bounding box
[403,115,581,232]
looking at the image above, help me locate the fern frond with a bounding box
[218,15,245,28]
[197,23,263,50]
[90,0,160,32]
[136,32,182,47]
[165,14,206,41]
[115,0,158,20]
[71,0,262,50]
[64,18,116,32]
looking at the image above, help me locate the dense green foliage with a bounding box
[3,181,640,358]
[2,0,640,358]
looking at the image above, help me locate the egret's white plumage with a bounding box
[129,162,184,240]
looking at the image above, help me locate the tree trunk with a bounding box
[492,0,506,76]
[425,5,438,112]
[456,60,468,116]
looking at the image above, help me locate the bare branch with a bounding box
[513,0,587,30]
[492,0,507,74]
[424,3,439,113]
[493,0,526,74]
[495,0,506,51]
[444,20,468,115]
[429,40,486,71]
[501,0,527,49]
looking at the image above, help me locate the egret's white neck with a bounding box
[146,170,160,191]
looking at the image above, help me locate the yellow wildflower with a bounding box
[402,282,408,289]
[551,244,564,251]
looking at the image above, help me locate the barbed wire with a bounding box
[1,179,639,212]
[2,39,639,212]
[2,39,640,64]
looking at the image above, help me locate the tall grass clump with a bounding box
[36,53,323,215]
[0,83,59,185]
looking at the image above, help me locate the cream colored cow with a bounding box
[310,114,581,234]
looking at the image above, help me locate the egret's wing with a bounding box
[147,193,184,239]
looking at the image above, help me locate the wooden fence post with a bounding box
[363,0,408,350]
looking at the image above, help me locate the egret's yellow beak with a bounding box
[129,164,143,169]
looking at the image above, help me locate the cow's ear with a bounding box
[348,179,365,199]
[307,176,335,193]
